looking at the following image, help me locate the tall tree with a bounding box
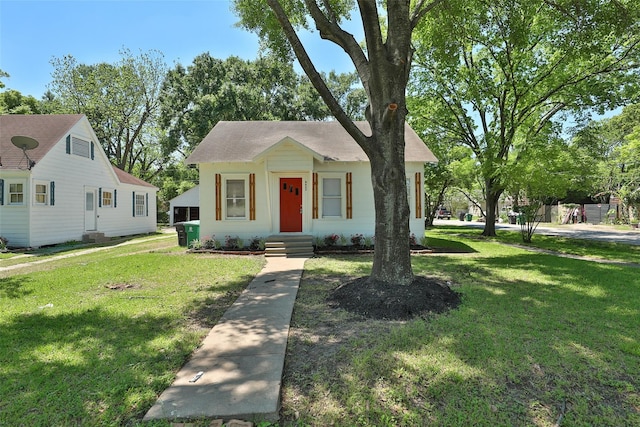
[48,49,167,180]
[234,0,445,286]
[411,0,640,236]
[574,104,640,222]
[160,53,365,157]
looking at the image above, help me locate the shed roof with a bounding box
[186,121,438,164]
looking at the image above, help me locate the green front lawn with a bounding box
[0,240,264,425]
[281,229,640,426]
[1,229,638,426]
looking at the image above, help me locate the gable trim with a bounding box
[252,136,326,163]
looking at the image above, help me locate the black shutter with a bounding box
[114,189,117,208]
[66,135,71,154]
[90,142,95,160]
[98,188,102,207]
[132,192,136,217]
[0,179,4,205]
[50,181,55,206]
[145,193,149,217]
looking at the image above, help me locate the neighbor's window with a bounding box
[34,183,48,205]
[225,178,246,219]
[322,177,342,217]
[135,194,146,217]
[9,183,24,205]
[102,190,113,207]
[72,136,91,158]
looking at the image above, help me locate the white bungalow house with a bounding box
[169,185,199,225]
[0,114,157,248]
[185,121,437,244]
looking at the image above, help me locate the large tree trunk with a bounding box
[482,183,502,236]
[368,124,413,286]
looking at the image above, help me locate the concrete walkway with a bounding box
[143,256,307,423]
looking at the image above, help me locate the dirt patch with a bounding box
[105,283,140,291]
[327,275,461,320]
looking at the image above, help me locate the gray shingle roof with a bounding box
[186,121,438,164]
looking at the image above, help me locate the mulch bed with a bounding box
[327,275,461,321]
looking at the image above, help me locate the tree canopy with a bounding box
[159,53,365,157]
[410,0,640,235]
[47,49,167,180]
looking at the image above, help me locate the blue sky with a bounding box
[0,0,360,98]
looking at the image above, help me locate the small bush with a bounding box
[225,235,242,249]
[0,236,7,251]
[324,234,340,246]
[350,233,364,246]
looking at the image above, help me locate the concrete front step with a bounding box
[82,232,110,244]
[265,234,314,258]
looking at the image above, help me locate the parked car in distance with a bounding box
[436,207,452,219]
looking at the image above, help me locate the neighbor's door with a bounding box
[279,178,302,232]
[85,189,97,231]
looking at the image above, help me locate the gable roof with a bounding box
[186,121,438,164]
[0,114,85,169]
[1,114,156,189]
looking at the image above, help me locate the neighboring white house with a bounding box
[0,114,158,248]
[169,185,199,225]
[185,121,437,242]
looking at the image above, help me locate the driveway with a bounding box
[432,219,640,246]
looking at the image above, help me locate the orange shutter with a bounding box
[249,173,256,220]
[346,172,353,219]
[312,173,318,219]
[215,173,222,221]
[415,172,422,218]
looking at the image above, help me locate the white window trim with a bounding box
[34,180,49,206]
[319,173,344,219]
[223,174,249,220]
[7,180,26,206]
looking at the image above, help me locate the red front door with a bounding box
[280,178,302,232]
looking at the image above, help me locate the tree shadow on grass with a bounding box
[281,253,640,425]
[0,307,194,425]
[0,276,34,299]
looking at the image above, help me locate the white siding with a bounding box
[197,153,426,243]
[0,172,30,247]
[0,117,158,248]
[169,185,199,225]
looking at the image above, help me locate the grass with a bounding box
[1,227,638,426]
[430,225,640,264]
[280,229,640,426]
[0,236,264,426]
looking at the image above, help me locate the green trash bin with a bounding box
[517,214,525,225]
[184,220,200,247]
[465,213,473,221]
